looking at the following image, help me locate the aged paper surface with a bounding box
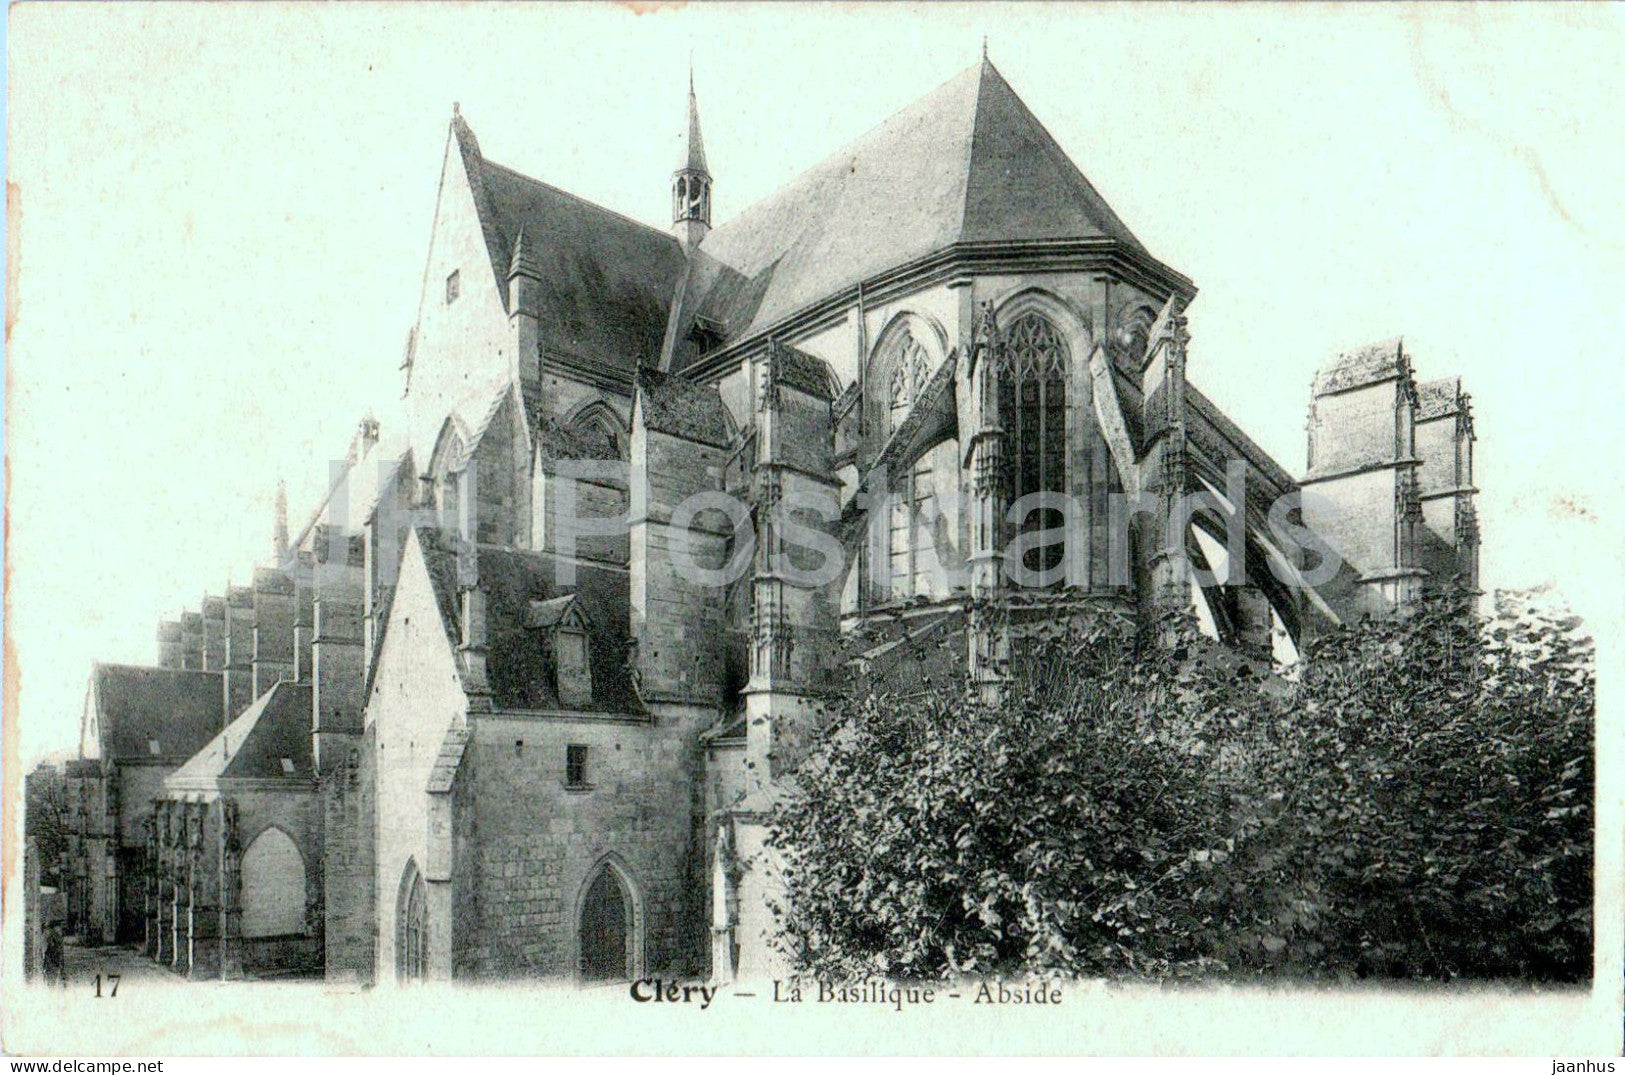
[5,2,1622,1056]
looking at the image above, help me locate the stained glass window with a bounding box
[884,332,936,601]
[999,313,1069,580]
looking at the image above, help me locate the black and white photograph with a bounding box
[4,2,1621,1058]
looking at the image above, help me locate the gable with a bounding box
[368,528,471,728]
[80,681,102,761]
[406,121,516,465]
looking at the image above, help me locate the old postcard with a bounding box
[5,2,1622,1058]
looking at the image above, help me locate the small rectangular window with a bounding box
[148,739,161,756]
[280,757,296,775]
[566,744,589,788]
[445,269,460,304]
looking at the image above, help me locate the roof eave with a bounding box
[683,237,1196,382]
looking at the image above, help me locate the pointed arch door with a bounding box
[578,866,632,981]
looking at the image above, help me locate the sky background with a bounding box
[9,3,1625,766]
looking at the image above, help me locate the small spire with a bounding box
[680,66,709,176]
[273,479,290,564]
[673,65,712,243]
[982,35,988,62]
[453,100,460,117]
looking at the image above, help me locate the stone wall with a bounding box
[224,586,256,720]
[630,424,733,707]
[369,532,470,981]
[252,567,297,699]
[226,786,324,977]
[321,728,377,983]
[201,596,227,672]
[460,704,710,979]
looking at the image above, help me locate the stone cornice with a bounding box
[1418,484,1480,502]
[483,707,650,726]
[544,346,637,394]
[684,239,1196,384]
[1301,455,1422,485]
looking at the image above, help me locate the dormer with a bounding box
[527,595,593,708]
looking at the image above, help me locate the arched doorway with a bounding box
[578,864,633,981]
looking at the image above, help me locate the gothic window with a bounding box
[571,412,622,460]
[884,330,935,601]
[398,861,428,981]
[999,313,1069,580]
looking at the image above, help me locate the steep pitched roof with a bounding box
[674,59,1146,355]
[413,528,642,715]
[165,681,313,790]
[86,664,223,763]
[451,114,686,370]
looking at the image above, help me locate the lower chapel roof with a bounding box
[87,664,223,764]
[165,680,314,792]
[415,526,642,715]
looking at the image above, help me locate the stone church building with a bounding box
[62,58,1478,983]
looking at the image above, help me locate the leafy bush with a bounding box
[766,588,1593,983]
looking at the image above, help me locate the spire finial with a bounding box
[453,100,460,117]
[678,65,709,176]
[982,35,989,62]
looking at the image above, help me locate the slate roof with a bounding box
[635,368,735,447]
[87,664,223,763]
[165,681,313,790]
[671,59,1148,359]
[415,527,642,714]
[772,343,837,400]
[533,409,622,463]
[452,114,686,371]
[1313,337,1410,396]
[1416,376,1465,421]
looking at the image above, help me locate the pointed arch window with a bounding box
[398,861,428,981]
[883,331,936,600]
[569,410,624,461]
[999,313,1069,579]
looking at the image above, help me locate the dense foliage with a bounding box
[767,588,1593,983]
[25,763,68,886]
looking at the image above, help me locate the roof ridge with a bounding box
[480,157,681,248]
[962,59,1143,250]
[97,662,220,678]
[701,61,984,242]
[957,59,995,245]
